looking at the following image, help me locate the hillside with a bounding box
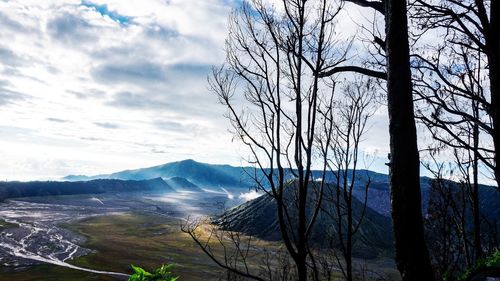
[215,181,394,258]
[0,178,174,201]
[164,177,203,192]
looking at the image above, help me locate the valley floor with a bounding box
[0,192,399,280]
[0,212,227,281]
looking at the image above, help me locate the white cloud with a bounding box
[238,190,262,202]
[0,0,394,181]
[0,0,240,180]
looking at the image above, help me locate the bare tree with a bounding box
[423,154,478,279]
[411,0,500,187]
[182,218,268,281]
[413,51,487,259]
[411,4,494,260]
[318,78,378,281]
[182,0,437,279]
[315,0,436,279]
[184,0,349,280]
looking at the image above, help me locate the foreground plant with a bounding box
[443,248,500,281]
[128,264,178,281]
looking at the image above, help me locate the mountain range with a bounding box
[62,159,500,218]
[64,159,250,189]
[0,178,174,201]
[0,158,497,258]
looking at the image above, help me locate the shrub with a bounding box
[451,248,500,281]
[128,264,178,281]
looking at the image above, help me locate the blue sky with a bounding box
[0,0,397,181]
[81,1,132,24]
[0,0,244,180]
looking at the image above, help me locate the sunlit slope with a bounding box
[164,176,204,192]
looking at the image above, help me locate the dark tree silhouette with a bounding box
[413,44,488,262]
[411,0,500,262]
[422,153,483,279]
[182,1,386,280]
[412,0,500,188]
[383,1,434,279]
[318,0,436,279]
[185,0,349,280]
[318,78,377,281]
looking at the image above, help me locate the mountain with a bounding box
[64,159,251,188]
[215,181,394,258]
[215,178,500,259]
[63,174,93,181]
[0,178,174,201]
[63,159,500,218]
[348,173,434,217]
[164,177,203,192]
[63,160,394,200]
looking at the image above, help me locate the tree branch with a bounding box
[344,0,385,15]
[318,66,387,80]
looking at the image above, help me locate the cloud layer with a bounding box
[0,0,242,180]
[0,0,392,180]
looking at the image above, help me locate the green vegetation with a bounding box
[128,264,178,281]
[443,248,500,281]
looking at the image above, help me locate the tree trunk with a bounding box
[296,255,307,281]
[488,1,500,187]
[473,153,481,260]
[473,102,482,260]
[384,0,435,280]
[346,202,353,281]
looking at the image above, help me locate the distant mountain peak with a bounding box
[63,159,248,189]
[179,159,198,164]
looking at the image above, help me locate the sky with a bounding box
[0,0,393,181]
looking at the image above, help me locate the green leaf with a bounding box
[128,264,179,281]
[131,264,147,275]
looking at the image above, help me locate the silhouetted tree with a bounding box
[318,78,377,281]
[412,0,500,188]
[411,1,495,261]
[318,0,436,279]
[185,0,348,279]
[423,155,477,279]
[413,47,487,261]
